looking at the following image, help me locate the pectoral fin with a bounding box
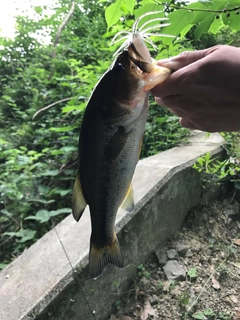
[120,184,134,213]
[72,175,87,221]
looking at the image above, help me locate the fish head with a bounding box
[110,34,171,103]
[92,35,172,124]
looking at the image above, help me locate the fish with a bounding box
[72,32,171,278]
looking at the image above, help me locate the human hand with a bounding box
[151,45,240,132]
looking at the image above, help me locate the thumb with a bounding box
[156,48,210,71]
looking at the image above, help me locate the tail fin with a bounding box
[89,234,124,278]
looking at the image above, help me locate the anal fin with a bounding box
[120,184,134,213]
[72,175,87,221]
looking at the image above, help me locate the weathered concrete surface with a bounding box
[0,131,225,320]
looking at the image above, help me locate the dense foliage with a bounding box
[1,0,240,269]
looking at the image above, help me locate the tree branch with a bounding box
[155,1,240,14]
[51,0,75,60]
[32,97,73,119]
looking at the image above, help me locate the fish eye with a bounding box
[114,63,125,73]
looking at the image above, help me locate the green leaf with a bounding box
[60,145,78,152]
[25,210,50,223]
[50,150,64,155]
[124,0,135,14]
[60,82,71,87]
[203,309,215,316]
[50,126,74,132]
[39,169,60,176]
[192,312,206,320]
[180,24,194,37]
[28,198,55,204]
[25,208,71,223]
[105,0,123,30]
[0,263,8,270]
[194,13,215,40]
[188,2,212,24]
[61,105,81,113]
[222,11,240,31]
[49,208,72,216]
[34,6,43,14]
[209,15,222,34]
[187,267,197,279]
[54,188,72,196]
[155,116,168,124]
[161,10,195,44]
[4,229,36,242]
[135,3,161,19]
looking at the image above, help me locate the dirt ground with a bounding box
[109,197,240,320]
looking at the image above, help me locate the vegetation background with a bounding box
[1,0,240,270]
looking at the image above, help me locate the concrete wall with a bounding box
[0,132,225,320]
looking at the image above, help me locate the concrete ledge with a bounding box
[0,132,225,320]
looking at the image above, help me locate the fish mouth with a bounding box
[127,43,171,79]
[126,42,172,91]
[127,43,153,74]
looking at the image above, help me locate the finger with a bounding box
[155,96,167,107]
[154,96,179,108]
[154,97,188,120]
[154,95,186,109]
[180,118,217,133]
[151,71,183,97]
[156,48,210,71]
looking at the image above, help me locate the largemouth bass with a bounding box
[72,34,171,278]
